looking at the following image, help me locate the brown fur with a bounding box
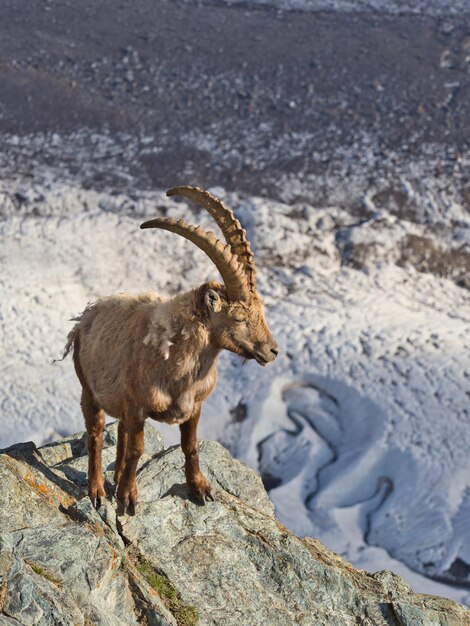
[66,280,278,512]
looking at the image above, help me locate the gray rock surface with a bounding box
[0,424,469,626]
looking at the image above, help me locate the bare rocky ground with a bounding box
[1,423,470,626]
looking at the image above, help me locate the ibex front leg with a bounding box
[116,411,145,516]
[180,403,214,505]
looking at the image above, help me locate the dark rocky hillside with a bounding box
[0,0,469,215]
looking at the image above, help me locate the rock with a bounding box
[0,424,468,626]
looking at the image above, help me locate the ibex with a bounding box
[64,186,278,514]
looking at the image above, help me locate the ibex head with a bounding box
[140,186,278,366]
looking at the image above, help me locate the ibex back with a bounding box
[64,186,278,514]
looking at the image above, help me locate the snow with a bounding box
[1,176,470,607]
[178,0,469,16]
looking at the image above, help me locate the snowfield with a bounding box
[1,176,470,607]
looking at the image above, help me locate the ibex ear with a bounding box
[204,288,222,313]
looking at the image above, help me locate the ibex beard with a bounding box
[63,186,278,515]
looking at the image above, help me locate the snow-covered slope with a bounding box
[1,177,469,607]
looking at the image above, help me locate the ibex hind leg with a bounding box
[80,389,106,509]
[73,336,106,509]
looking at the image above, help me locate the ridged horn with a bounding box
[140,217,250,301]
[166,186,256,291]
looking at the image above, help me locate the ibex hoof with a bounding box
[116,499,137,516]
[126,500,137,516]
[116,500,125,516]
[88,484,105,510]
[116,486,138,516]
[191,484,214,506]
[91,496,102,510]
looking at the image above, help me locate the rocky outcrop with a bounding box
[0,424,469,626]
